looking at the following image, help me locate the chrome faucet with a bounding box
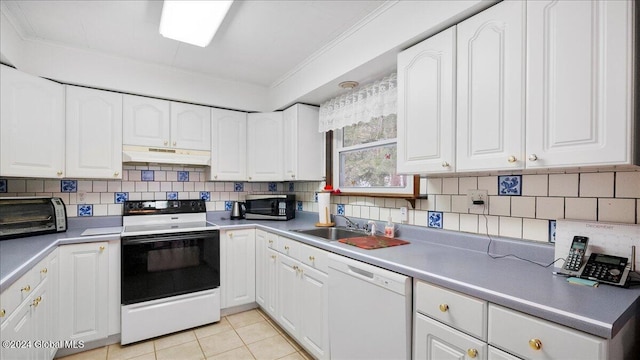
[336,214,359,229]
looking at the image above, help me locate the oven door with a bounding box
[121,230,220,305]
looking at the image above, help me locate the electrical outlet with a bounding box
[467,189,488,208]
[78,192,86,204]
[400,206,408,223]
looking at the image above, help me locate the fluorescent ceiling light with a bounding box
[160,0,233,47]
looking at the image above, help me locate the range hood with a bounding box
[122,145,211,166]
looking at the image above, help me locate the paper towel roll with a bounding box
[318,192,331,224]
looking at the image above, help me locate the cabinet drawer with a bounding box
[415,313,488,360]
[415,280,487,340]
[299,243,328,273]
[0,255,51,323]
[488,304,607,360]
[277,236,299,258]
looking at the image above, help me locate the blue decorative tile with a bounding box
[78,204,93,217]
[428,211,443,229]
[141,170,154,181]
[177,171,189,182]
[61,180,77,193]
[200,191,211,201]
[166,192,178,200]
[549,220,557,243]
[0,179,6,193]
[114,192,128,204]
[289,182,295,192]
[498,175,522,196]
[297,201,303,211]
[225,201,233,211]
[268,182,278,192]
[337,204,345,215]
[234,183,244,192]
[314,192,318,202]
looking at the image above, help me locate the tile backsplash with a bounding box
[1,166,639,244]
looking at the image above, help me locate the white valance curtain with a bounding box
[318,73,397,132]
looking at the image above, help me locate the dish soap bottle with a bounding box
[384,217,395,238]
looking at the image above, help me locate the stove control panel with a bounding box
[123,200,206,215]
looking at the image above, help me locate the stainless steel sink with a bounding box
[293,227,368,241]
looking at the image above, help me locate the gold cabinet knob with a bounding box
[248,177,252,180]
[56,171,63,176]
[309,256,315,262]
[0,309,5,317]
[271,255,276,260]
[528,154,538,162]
[21,285,31,292]
[268,240,273,244]
[508,155,517,163]
[41,268,48,274]
[214,175,218,179]
[173,141,177,146]
[99,246,105,252]
[439,304,449,312]
[114,171,120,177]
[164,140,169,146]
[31,296,42,307]
[529,338,542,350]
[291,174,295,178]
[229,233,233,238]
[293,265,299,271]
[284,245,290,251]
[441,161,450,167]
[467,349,478,358]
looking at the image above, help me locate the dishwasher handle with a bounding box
[328,253,410,296]
[348,265,375,279]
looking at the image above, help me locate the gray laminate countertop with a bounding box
[1,212,638,340]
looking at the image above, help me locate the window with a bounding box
[332,114,413,194]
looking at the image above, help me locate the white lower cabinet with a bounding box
[256,232,329,360]
[415,313,487,360]
[0,250,58,360]
[488,346,520,360]
[220,229,256,308]
[59,242,109,343]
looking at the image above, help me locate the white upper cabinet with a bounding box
[0,65,65,178]
[210,108,247,181]
[456,0,526,172]
[123,95,211,151]
[66,86,123,179]
[526,0,635,168]
[123,95,170,148]
[247,112,283,182]
[283,104,324,181]
[170,102,211,151]
[397,26,457,174]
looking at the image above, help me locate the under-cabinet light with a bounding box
[159,0,233,47]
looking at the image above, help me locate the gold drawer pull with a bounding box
[99,246,105,252]
[529,338,542,351]
[41,268,48,274]
[21,285,31,293]
[309,256,315,262]
[0,309,5,317]
[271,255,276,260]
[467,349,478,358]
[439,304,449,312]
[284,246,290,250]
[31,296,42,307]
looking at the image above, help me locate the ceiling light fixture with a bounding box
[160,0,233,47]
[339,81,359,89]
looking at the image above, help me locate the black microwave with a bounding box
[0,197,67,240]
[244,194,295,221]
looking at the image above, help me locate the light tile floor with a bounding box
[58,309,313,360]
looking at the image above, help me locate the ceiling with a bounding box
[1,0,387,93]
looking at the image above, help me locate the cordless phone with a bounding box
[580,253,631,287]
[562,236,589,274]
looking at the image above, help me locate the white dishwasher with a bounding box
[328,253,412,360]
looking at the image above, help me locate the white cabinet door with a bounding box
[299,264,329,360]
[0,65,65,178]
[397,26,456,174]
[488,346,521,360]
[170,102,211,151]
[276,254,300,335]
[255,230,267,308]
[210,108,247,181]
[123,94,171,148]
[526,0,634,168]
[247,112,283,181]
[415,313,487,360]
[0,295,34,360]
[283,104,324,181]
[221,229,256,308]
[264,247,279,318]
[255,230,278,317]
[456,0,525,172]
[66,86,123,179]
[59,242,109,343]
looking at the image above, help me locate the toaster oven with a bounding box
[0,197,67,240]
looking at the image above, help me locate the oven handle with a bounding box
[122,230,219,245]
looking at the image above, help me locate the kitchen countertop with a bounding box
[1,212,639,340]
